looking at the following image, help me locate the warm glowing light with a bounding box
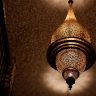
[42,66,93,94]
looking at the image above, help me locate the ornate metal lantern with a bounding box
[47,0,96,90]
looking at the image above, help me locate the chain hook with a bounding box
[68,0,73,6]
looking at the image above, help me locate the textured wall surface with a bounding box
[4,0,96,96]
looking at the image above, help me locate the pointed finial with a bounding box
[66,77,75,90]
[65,0,76,21]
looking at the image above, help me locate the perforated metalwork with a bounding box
[56,48,86,73]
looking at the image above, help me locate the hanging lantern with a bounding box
[47,0,96,90]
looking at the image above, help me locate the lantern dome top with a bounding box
[51,5,91,43]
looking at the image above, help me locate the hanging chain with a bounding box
[66,85,70,96]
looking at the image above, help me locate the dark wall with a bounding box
[5,0,96,96]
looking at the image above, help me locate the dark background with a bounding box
[4,0,96,96]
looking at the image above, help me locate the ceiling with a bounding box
[4,0,96,96]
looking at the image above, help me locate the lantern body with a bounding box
[47,5,95,90]
[56,48,86,73]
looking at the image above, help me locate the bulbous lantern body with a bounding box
[47,1,96,90]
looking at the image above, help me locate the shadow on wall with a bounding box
[42,64,96,96]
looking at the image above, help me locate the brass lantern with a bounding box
[47,0,96,90]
